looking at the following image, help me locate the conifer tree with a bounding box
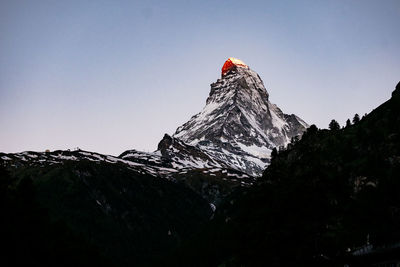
[329,119,340,131]
[353,114,360,124]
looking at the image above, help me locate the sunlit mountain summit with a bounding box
[169,58,309,175]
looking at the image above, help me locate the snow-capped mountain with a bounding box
[172,58,308,176]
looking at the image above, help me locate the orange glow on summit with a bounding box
[221,57,248,76]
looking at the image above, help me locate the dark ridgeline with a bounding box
[168,82,400,266]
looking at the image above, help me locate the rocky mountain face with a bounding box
[171,58,308,176]
[1,147,254,204]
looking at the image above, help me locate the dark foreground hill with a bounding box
[169,82,400,266]
[0,161,212,267]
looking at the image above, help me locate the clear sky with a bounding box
[1,0,399,155]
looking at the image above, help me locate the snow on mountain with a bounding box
[1,147,254,206]
[0,150,178,177]
[1,146,252,182]
[171,58,308,176]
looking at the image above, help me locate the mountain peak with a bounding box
[221,57,249,76]
[172,62,308,176]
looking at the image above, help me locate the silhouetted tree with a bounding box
[329,119,340,131]
[353,114,360,124]
[308,124,318,134]
[346,119,351,128]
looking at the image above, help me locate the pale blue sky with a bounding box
[1,0,399,155]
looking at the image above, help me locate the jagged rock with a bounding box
[157,133,228,169]
[171,59,308,176]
